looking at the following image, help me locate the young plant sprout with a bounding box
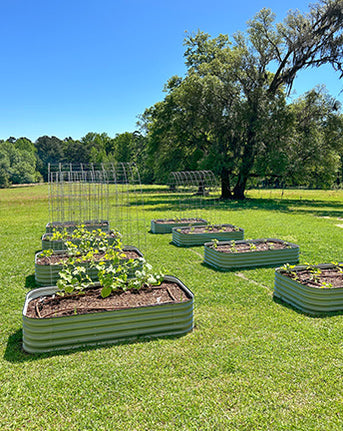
[229,240,237,253]
[211,238,219,249]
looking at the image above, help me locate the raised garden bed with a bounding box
[204,238,299,270]
[22,275,194,353]
[172,224,244,247]
[34,246,143,286]
[41,230,119,251]
[46,220,110,233]
[274,263,343,314]
[151,218,208,234]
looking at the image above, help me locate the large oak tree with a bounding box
[142,0,343,199]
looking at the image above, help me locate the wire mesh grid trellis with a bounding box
[37,162,146,287]
[47,162,146,250]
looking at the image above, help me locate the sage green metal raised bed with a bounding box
[35,246,143,286]
[41,231,119,251]
[46,220,110,233]
[274,264,343,314]
[22,275,194,354]
[204,238,299,270]
[151,218,208,234]
[172,224,244,247]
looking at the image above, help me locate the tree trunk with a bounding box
[232,108,258,200]
[220,166,232,199]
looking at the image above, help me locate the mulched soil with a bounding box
[213,240,291,253]
[281,266,343,288]
[37,250,140,265]
[155,218,204,225]
[180,225,238,234]
[26,282,191,319]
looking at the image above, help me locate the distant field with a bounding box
[1,185,343,430]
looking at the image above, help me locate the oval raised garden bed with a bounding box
[172,224,244,247]
[46,220,110,233]
[34,246,143,286]
[41,230,119,251]
[204,238,299,270]
[22,275,194,353]
[150,218,208,234]
[274,263,343,314]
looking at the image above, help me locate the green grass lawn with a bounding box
[1,185,343,430]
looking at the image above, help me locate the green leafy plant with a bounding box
[97,259,164,298]
[305,264,322,283]
[211,238,219,249]
[55,227,131,296]
[267,241,275,250]
[280,263,299,280]
[249,242,257,251]
[50,228,69,241]
[331,261,343,274]
[229,240,237,253]
[56,264,92,296]
[38,249,54,258]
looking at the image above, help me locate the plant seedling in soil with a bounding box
[211,239,219,249]
[230,240,237,253]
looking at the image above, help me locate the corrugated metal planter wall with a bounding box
[35,246,143,286]
[204,239,300,270]
[274,264,343,314]
[150,218,208,234]
[172,224,244,247]
[22,276,194,354]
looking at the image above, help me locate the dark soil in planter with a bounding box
[26,281,191,319]
[280,266,343,289]
[212,240,289,253]
[180,225,239,234]
[37,250,140,265]
[155,218,204,225]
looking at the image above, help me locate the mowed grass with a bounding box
[1,185,343,430]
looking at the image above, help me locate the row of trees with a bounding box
[1,84,343,191]
[0,131,150,187]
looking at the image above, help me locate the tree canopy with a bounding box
[141,0,343,199]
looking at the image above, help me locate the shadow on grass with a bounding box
[25,274,37,289]
[169,241,196,248]
[137,193,343,219]
[272,294,343,319]
[4,328,188,363]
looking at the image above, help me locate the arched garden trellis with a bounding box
[150,170,245,245]
[47,162,146,249]
[150,170,222,234]
[169,170,218,196]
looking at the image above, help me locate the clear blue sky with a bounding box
[1,0,341,142]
